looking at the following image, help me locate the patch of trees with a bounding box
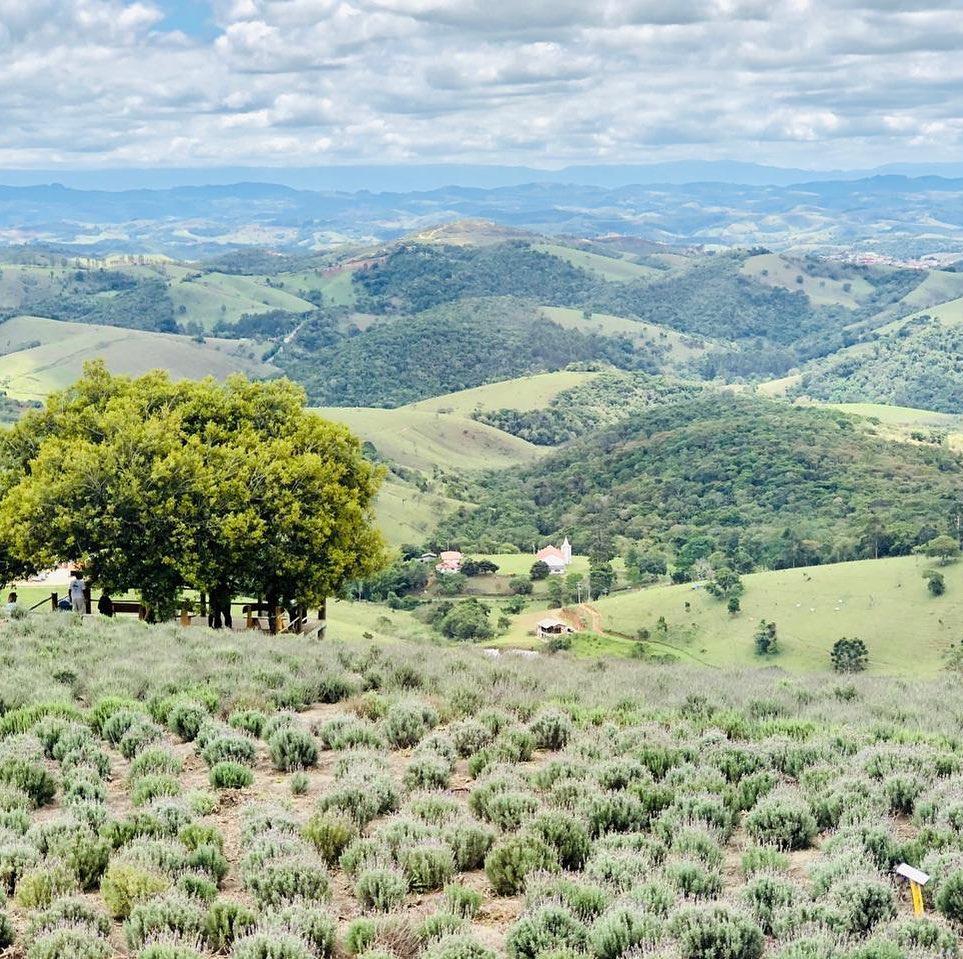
[793,320,963,414]
[30,277,178,333]
[353,242,599,314]
[588,253,849,347]
[923,569,946,596]
[199,249,305,275]
[424,598,493,641]
[438,394,963,571]
[472,372,701,445]
[0,364,385,621]
[356,559,430,602]
[214,309,303,340]
[461,558,499,577]
[277,299,665,408]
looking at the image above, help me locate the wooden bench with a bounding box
[112,601,146,618]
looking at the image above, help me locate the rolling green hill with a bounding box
[740,252,875,308]
[370,477,467,546]
[407,370,602,415]
[532,243,664,282]
[789,317,963,413]
[278,297,669,407]
[158,266,317,330]
[493,554,963,676]
[539,306,713,367]
[587,555,963,676]
[439,392,963,567]
[313,405,544,473]
[0,315,277,400]
[470,370,704,445]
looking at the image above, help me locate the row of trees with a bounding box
[0,364,386,623]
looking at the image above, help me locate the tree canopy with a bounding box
[0,363,386,619]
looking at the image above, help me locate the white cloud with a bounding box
[2,0,963,168]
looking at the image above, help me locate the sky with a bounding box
[2,0,963,171]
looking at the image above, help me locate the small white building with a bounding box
[536,538,572,575]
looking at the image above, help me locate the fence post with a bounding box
[180,605,191,627]
[84,586,91,614]
[50,592,58,611]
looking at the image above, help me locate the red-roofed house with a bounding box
[435,551,464,575]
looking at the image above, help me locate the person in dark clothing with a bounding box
[97,592,114,617]
[208,583,233,630]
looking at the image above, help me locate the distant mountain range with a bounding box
[3,171,963,257]
[7,160,963,191]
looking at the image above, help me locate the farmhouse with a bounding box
[435,550,464,574]
[536,537,572,574]
[537,617,575,640]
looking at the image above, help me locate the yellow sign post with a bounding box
[895,863,929,917]
[910,880,924,916]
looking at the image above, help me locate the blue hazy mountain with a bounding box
[7,160,963,193]
[3,173,963,257]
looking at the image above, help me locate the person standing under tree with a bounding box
[68,570,87,614]
[208,583,233,630]
[97,591,114,617]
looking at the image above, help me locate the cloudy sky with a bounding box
[3,0,963,170]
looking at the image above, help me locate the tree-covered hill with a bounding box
[276,298,669,407]
[471,370,704,444]
[790,317,963,413]
[438,393,963,569]
[353,241,598,313]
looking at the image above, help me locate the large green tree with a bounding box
[0,363,387,621]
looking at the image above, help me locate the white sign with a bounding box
[895,863,930,886]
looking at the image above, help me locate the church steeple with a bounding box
[561,537,572,563]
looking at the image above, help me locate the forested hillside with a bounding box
[277,299,666,407]
[439,393,963,569]
[471,371,703,444]
[353,242,597,313]
[791,318,963,413]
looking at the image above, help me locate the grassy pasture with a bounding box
[314,406,543,473]
[278,267,358,307]
[539,306,711,365]
[589,555,963,676]
[740,253,872,308]
[532,243,663,282]
[829,402,963,428]
[0,316,278,401]
[373,478,467,546]
[162,270,316,330]
[0,264,73,309]
[897,269,963,312]
[406,370,602,416]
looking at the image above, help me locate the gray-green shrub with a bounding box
[355,864,408,912]
[268,726,319,771]
[485,833,557,896]
[506,905,588,959]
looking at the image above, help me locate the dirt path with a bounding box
[578,602,604,633]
